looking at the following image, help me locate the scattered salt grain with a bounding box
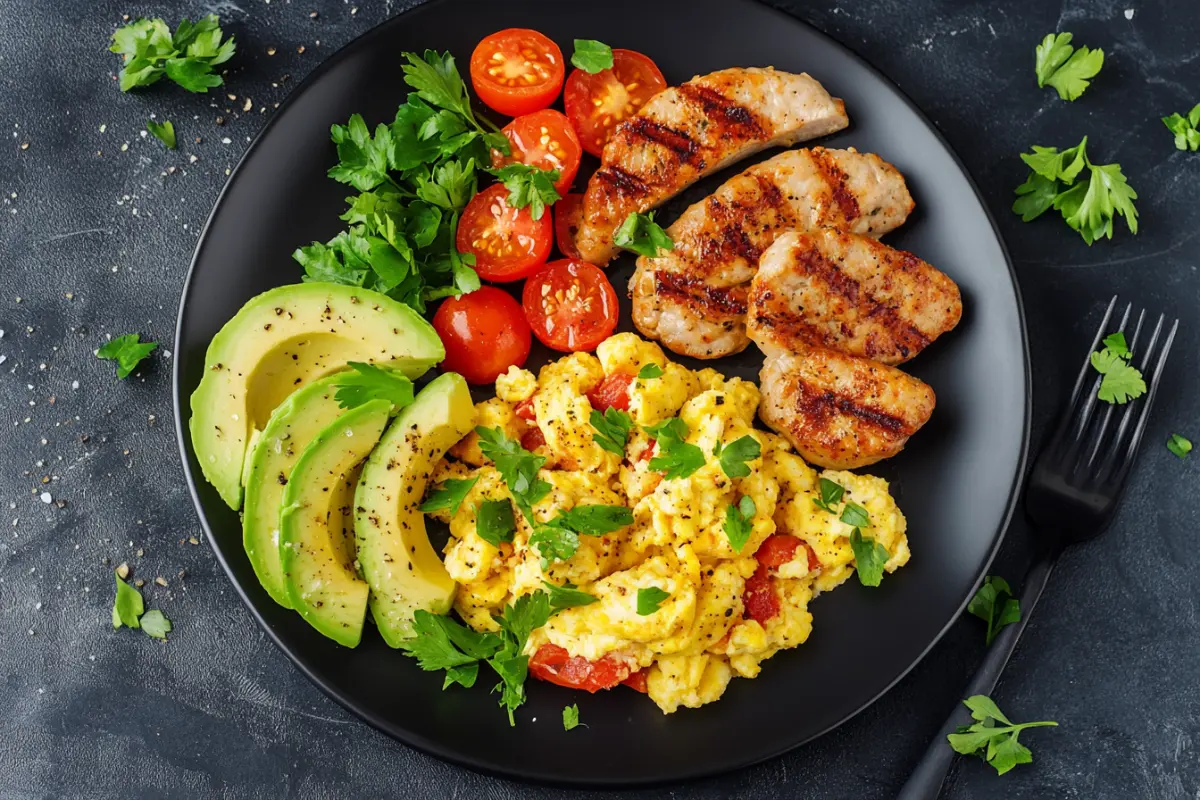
[39,492,51,504]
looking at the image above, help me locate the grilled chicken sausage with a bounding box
[747,229,962,365]
[758,346,936,469]
[575,67,849,266]
[630,147,915,359]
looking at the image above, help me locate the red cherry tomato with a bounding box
[554,192,584,259]
[743,562,780,623]
[529,643,632,692]
[491,110,582,194]
[431,287,531,385]
[754,534,802,568]
[519,426,546,452]
[457,184,553,283]
[587,373,634,412]
[522,259,620,352]
[564,49,668,156]
[622,670,648,693]
[514,396,537,420]
[469,28,565,117]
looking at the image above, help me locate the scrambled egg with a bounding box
[427,333,910,714]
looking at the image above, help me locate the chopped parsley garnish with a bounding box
[1012,136,1138,245]
[139,609,172,640]
[849,529,890,587]
[636,586,671,616]
[967,575,1021,645]
[947,695,1058,775]
[1034,32,1104,101]
[543,580,599,611]
[713,435,761,479]
[475,499,517,547]
[110,15,236,93]
[589,407,633,455]
[613,211,674,258]
[1163,104,1200,151]
[146,119,176,149]
[529,505,633,569]
[643,417,706,480]
[112,574,144,629]
[1167,433,1193,459]
[839,501,871,529]
[475,426,551,521]
[529,525,579,569]
[419,476,479,515]
[571,39,614,73]
[563,703,582,731]
[489,163,561,220]
[1090,331,1146,404]
[637,363,663,380]
[97,333,157,379]
[723,495,757,553]
[332,362,414,410]
[812,477,845,514]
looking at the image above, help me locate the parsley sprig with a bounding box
[968,576,1022,645]
[97,334,157,379]
[1167,433,1193,459]
[590,407,633,455]
[947,695,1058,775]
[530,504,634,569]
[1034,32,1104,101]
[636,587,671,615]
[146,119,176,149]
[332,362,414,410]
[723,495,756,553]
[489,163,561,220]
[814,479,887,586]
[1163,104,1200,151]
[110,15,236,93]
[713,435,761,479]
[1012,136,1138,245]
[419,476,478,515]
[475,426,551,521]
[112,573,172,640]
[571,40,614,73]
[614,211,674,258]
[643,417,706,479]
[1091,331,1146,404]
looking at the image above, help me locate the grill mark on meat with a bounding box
[594,166,652,199]
[654,270,747,317]
[677,83,766,139]
[809,148,860,223]
[689,174,789,274]
[623,117,700,164]
[790,379,910,435]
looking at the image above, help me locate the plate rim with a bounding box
[172,0,1032,785]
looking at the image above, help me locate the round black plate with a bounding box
[174,0,1029,786]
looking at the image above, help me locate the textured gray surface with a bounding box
[1,0,1198,798]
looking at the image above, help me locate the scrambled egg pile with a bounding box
[427,333,910,714]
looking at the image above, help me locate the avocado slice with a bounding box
[241,373,352,609]
[189,283,443,510]
[355,373,475,646]
[280,399,392,648]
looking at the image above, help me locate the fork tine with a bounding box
[1084,308,1146,467]
[1055,300,1130,467]
[1045,297,1117,458]
[1101,317,1179,487]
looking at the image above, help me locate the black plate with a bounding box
[173,0,1030,785]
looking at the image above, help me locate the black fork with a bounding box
[897,297,1179,799]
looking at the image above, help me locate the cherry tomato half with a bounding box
[457,184,553,282]
[743,562,780,624]
[554,192,583,260]
[755,534,821,571]
[431,287,531,385]
[564,49,667,156]
[587,373,634,412]
[469,28,565,117]
[529,643,633,692]
[491,110,582,194]
[622,670,649,693]
[522,259,620,353]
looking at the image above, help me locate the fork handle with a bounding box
[896,550,1060,800]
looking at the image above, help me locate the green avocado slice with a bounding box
[280,399,392,648]
[355,373,475,646]
[241,373,352,609]
[189,283,443,511]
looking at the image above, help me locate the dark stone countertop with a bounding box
[2,0,1198,797]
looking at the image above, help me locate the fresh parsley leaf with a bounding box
[947,695,1058,775]
[1012,172,1062,222]
[713,435,761,479]
[590,407,633,455]
[1090,338,1146,404]
[329,114,394,191]
[1035,32,1103,101]
[146,119,176,149]
[643,417,706,479]
[112,573,144,629]
[613,211,674,258]
[399,609,500,670]
[543,580,599,611]
[140,609,172,640]
[444,663,479,689]
[97,333,157,379]
[475,499,517,547]
[419,476,479,515]
[571,40,614,73]
[839,501,871,529]
[1102,331,1130,358]
[110,15,235,93]
[637,363,664,380]
[1168,433,1193,459]
[849,529,890,587]
[475,426,551,521]
[489,163,561,221]
[495,591,552,648]
[401,50,506,152]
[968,576,1022,645]
[636,586,671,615]
[1162,104,1200,151]
[723,495,756,553]
[332,362,415,410]
[563,703,582,731]
[555,504,634,535]
[812,477,845,514]
[530,524,580,569]
[489,653,530,726]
